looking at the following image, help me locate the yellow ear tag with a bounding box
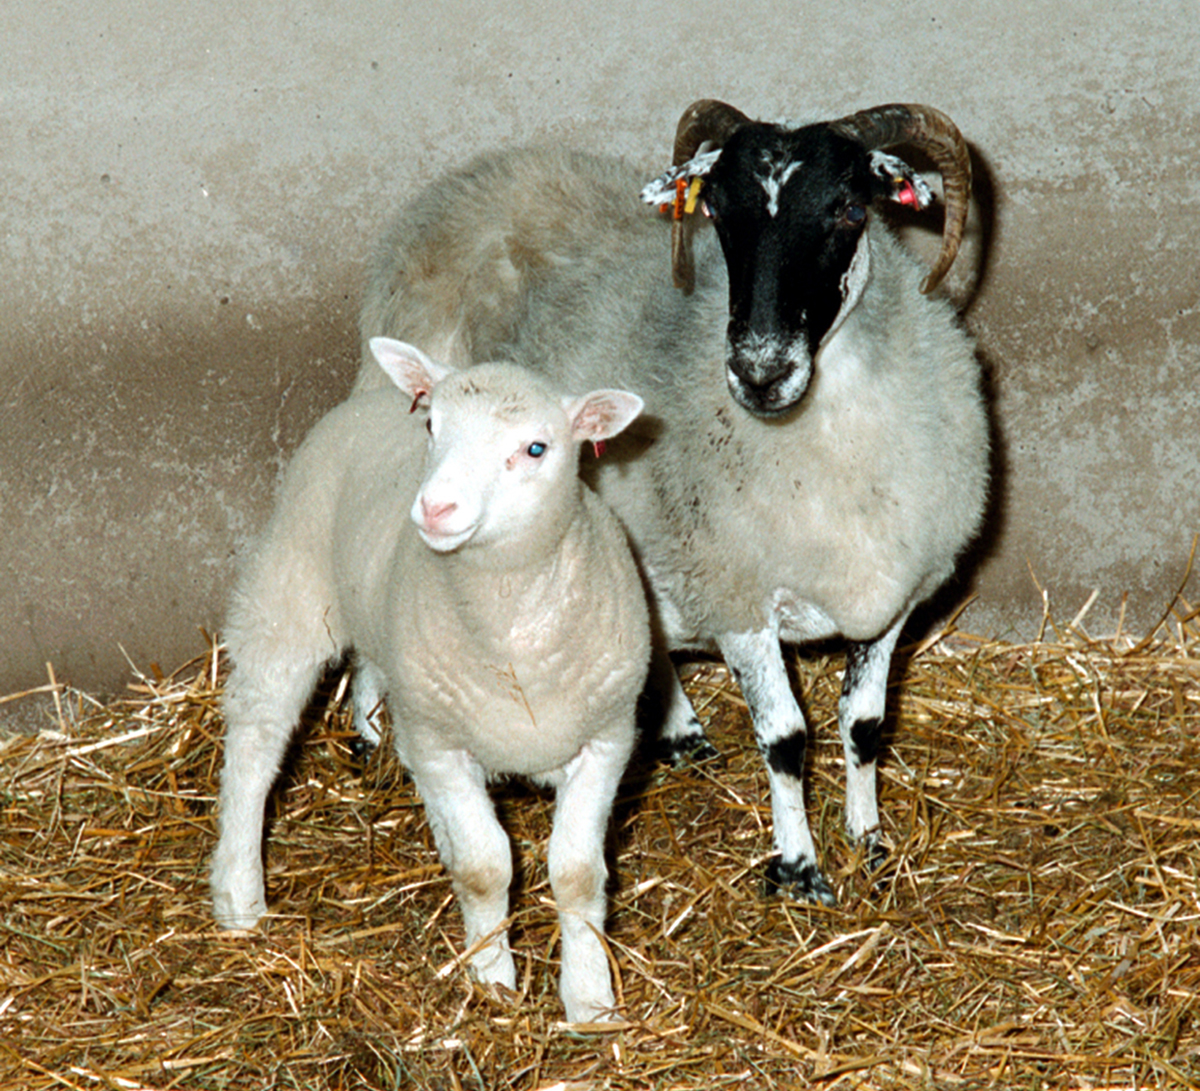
[684,177,704,215]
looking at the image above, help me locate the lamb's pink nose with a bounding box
[419,496,458,530]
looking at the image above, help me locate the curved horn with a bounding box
[672,98,751,166]
[669,100,751,293]
[831,103,972,293]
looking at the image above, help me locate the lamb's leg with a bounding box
[350,657,387,756]
[548,735,632,1023]
[652,645,718,766]
[717,628,836,906]
[838,615,906,870]
[211,649,327,929]
[414,754,516,991]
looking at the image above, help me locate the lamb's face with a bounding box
[366,339,643,557]
[412,366,575,554]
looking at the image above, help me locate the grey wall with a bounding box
[3,0,1197,702]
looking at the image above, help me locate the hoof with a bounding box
[860,832,891,893]
[211,894,267,932]
[659,731,722,768]
[348,733,377,762]
[764,858,838,907]
[864,832,889,873]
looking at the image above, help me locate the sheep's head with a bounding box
[368,338,643,557]
[641,101,971,418]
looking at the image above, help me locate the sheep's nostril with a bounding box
[420,497,458,526]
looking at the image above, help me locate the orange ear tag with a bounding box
[672,177,688,221]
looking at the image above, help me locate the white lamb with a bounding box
[210,337,649,1023]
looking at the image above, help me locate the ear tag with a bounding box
[592,440,607,458]
[664,177,705,220]
[895,179,920,208]
[409,390,428,414]
[671,177,688,221]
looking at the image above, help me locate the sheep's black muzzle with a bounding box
[724,334,815,418]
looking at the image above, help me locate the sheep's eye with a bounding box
[425,418,433,434]
[843,203,867,227]
[526,441,547,458]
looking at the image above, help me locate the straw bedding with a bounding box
[2,597,1198,1089]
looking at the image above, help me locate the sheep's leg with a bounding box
[350,657,387,756]
[211,651,327,929]
[415,755,516,991]
[652,645,718,766]
[718,628,836,906]
[838,615,906,870]
[548,736,632,1023]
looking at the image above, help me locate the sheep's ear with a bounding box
[639,148,723,206]
[368,337,451,400]
[868,151,935,211]
[565,389,645,444]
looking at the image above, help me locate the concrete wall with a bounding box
[3,0,1197,703]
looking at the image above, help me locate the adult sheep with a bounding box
[354,101,991,905]
[212,339,648,1022]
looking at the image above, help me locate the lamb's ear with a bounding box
[368,337,451,401]
[565,389,645,443]
[868,151,935,211]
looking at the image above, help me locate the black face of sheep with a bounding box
[703,124,894,417]
[647,100,972,421]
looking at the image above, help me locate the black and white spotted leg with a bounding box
[718,628,836,906]
[652,643,719,766]
[838,615,907,872]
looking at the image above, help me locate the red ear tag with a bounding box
[409,391,426,414]
[592,440,607,458]
[896,180,920,208]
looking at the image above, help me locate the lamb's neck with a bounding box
[431,505,596,630]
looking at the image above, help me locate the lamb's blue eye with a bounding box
[527,441,547,458]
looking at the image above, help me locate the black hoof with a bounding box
[659,732,722,768]
[863,832,889,873]
[859,832,891,893]
[764,858,838,907]
[348,734,377,762]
